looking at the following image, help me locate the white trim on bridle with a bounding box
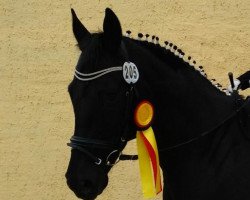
[74,66,123,81]
[74,62,139,84]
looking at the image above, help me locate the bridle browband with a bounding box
[74,66,122,81]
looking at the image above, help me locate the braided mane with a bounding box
[125,33,226,92]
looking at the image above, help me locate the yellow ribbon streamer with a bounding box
[136,127,162,198]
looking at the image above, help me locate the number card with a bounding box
[123,62,139,84]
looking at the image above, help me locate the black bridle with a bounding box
[67,85,138,166]
[68,42,139,166]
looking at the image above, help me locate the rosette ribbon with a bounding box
[134,101,162,198]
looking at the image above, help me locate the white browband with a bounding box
[74,62,140,84]
[74,66,123,81]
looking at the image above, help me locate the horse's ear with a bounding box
[103,8,122,51]
[71,9,91,49]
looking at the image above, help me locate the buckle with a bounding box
[106,150,122,166]
[95,158,102,165]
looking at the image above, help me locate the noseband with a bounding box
[68,136,137,166]
[67,61,139,166]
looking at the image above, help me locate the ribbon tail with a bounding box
[142,127,162,194]
[136,127,162,198]
[136,131,155,198]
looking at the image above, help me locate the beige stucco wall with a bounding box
[1,1,249,199]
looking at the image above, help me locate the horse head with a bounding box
[65,8,146,200]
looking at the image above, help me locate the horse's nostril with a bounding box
[67,178,97,199]
[67,178,93,191]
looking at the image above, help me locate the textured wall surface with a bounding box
[0,0,249,199]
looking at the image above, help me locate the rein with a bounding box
[159,96,250,151]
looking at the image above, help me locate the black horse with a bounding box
[65,8,250,200]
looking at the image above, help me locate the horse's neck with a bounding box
[143,59,235,149]
[147,62,237,199]
[126,38,234,147]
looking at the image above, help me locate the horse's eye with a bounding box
[100,92,117,106]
